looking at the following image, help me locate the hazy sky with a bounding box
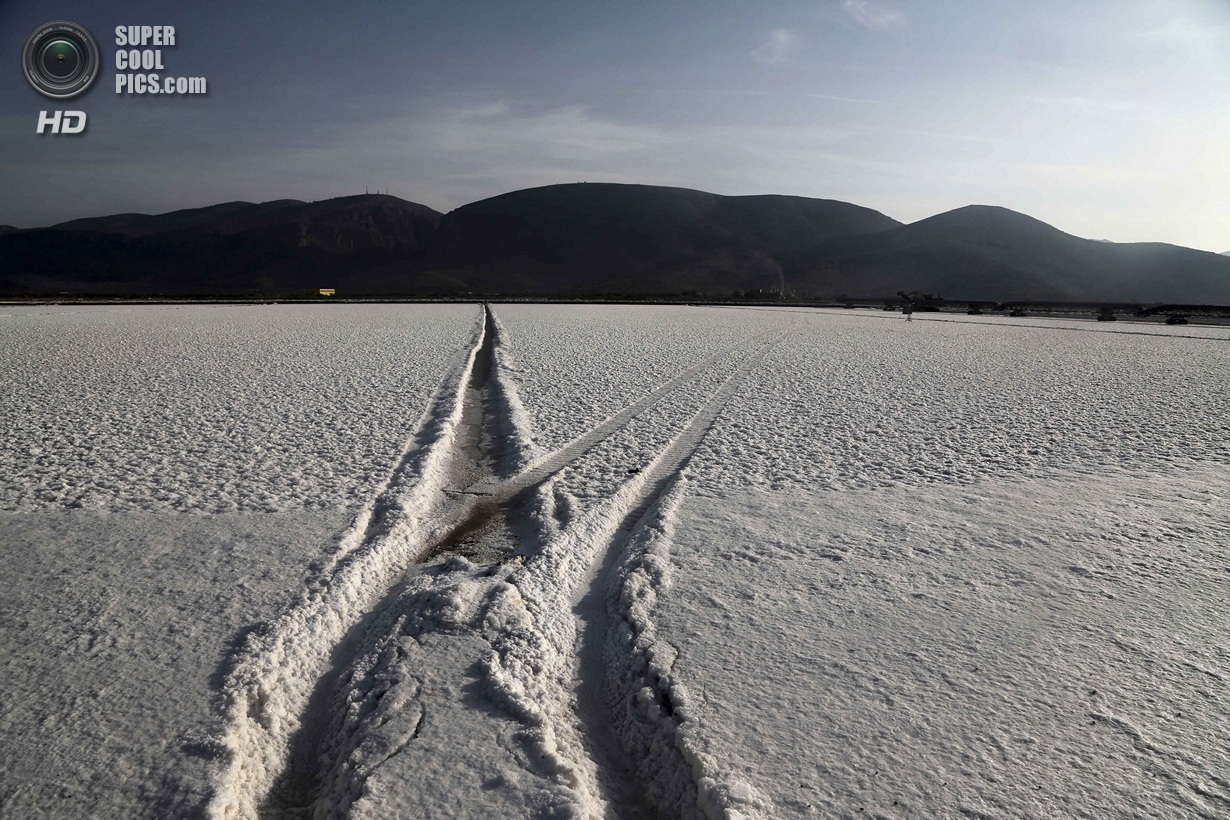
[2,0,1227,250]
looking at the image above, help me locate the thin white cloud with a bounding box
[1020,95,1150,114]
[385,102,877,207]
[751,28,799,65]
[1128,15,1229,42]
[865,125,1003,145]
[841,0,904,29]
[449,102,513,120]
[1004,160,1166,187]
[805,93,886,105]
[416,103,674,163]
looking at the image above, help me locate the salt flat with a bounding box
[0,303,1225,819]
[494,304,772,453]
[656,308,1230,815]
[0,304,478,817]
[0,303,478,512]
[657,470,1230,818]
[0,508,348,817]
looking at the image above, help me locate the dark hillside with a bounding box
[787,205,1230,303]
[0,195,442,294]
[3,189,1228,302]
[426,183,903,294]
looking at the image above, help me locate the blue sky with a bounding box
[1,0,1227,250]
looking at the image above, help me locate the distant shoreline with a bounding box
[3,296,1228,327]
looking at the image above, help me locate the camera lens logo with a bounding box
[23,21,100,98]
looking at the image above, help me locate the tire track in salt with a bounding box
[567,328,788,820]
[206,305,491,820]
[205,308,770,818]
[458,330,774,504]
[451,325,789,817]
[267,326,787,818]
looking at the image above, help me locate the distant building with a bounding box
[319,288,336,296]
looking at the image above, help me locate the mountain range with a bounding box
[2,183,1227,303]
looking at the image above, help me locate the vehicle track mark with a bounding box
[570,330,787,820]
[206,308,776,818]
